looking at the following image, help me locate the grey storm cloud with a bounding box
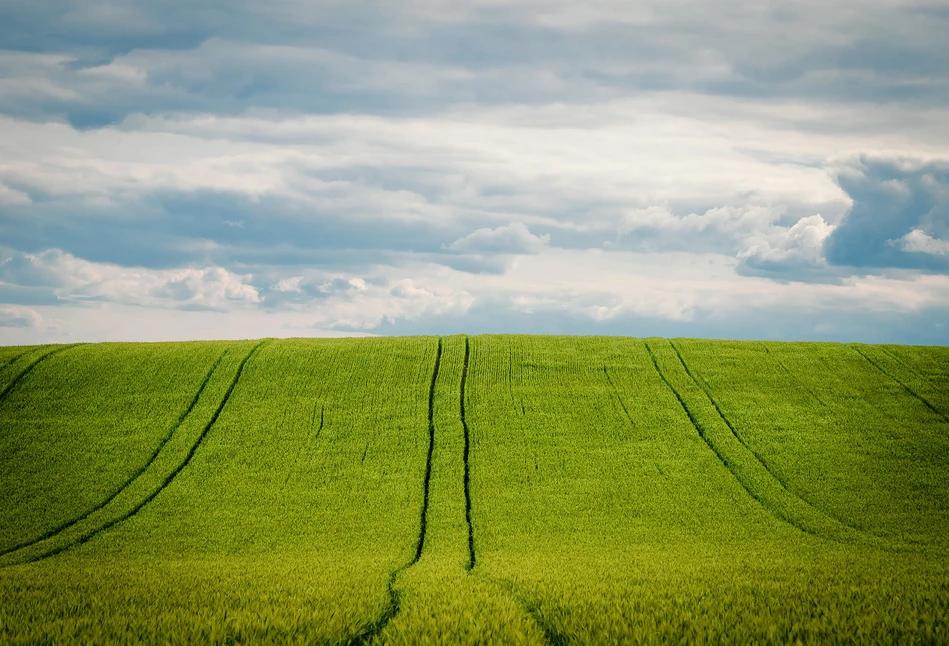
[825,157,949,271]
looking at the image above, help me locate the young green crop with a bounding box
[672,338,949,550]
[465,335,949,643]
[1,337,439,643]
[0,335,947,644]
[0,341,230,554]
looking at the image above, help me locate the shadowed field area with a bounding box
[1,336,947,644]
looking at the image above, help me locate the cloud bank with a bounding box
[1,0,948,344]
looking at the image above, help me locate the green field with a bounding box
[0,336,948,644]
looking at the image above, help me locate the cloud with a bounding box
[2,0,948,128]
[615,204,780,253]
[892,228,949,256]
[271,275,304,293]
[0,183,30,205]
[0,305,42,328]
[0,249,259,311]
[737,214,835,276]
[1,1,948,344]
[300,275,474,330]
[3,244,949,343]
[448,222,549,254]
[825,156,949,270]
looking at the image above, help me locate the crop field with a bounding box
[0,335,947,644]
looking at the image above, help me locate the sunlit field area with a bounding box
[1,336,947,643]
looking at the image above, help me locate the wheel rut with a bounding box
[850,344,949,425]
[481,574,568,646]
[0,347,33,373]
[645,339,874,546]
[758,343,829,409]
[603,366,636,429]
[350,335,554,645]
[348,337,442,645]
[0,343,84,404]
[0,348,230,558]
[1,340,267,566]
[461,335,475,571]
[669,340,802,497]
[669,340,872,535]
[464,337,559,645]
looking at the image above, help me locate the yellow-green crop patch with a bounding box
[0,335,947,643]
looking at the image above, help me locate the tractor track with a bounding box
[482,575,568,646]
[6,340,266,566]
[603,366,636,429]
[0,348,230,559]
[0,347,34,374]
[350,335,556,645]
[466,339,559,646]
[645,340,867,543]
[643,343,772,507]
[850,344,949,425]
[349,336,442,645]
[758,343,830,409]
[668,340,801,495]
[461,335,476,571]
[670,341,872,536]
[0,343,84,404]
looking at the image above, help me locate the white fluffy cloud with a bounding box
[448,222,549,254]
[737,214,835,272]
[893,229,949,256]
[0,250,259,310]
[270,272,473,330]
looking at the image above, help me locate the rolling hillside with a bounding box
[1,336,947,644]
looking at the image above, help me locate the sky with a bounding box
[1,0,948,345]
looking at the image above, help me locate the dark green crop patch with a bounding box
[0,335,947,644]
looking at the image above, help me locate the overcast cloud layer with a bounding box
[2,0,949,344]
